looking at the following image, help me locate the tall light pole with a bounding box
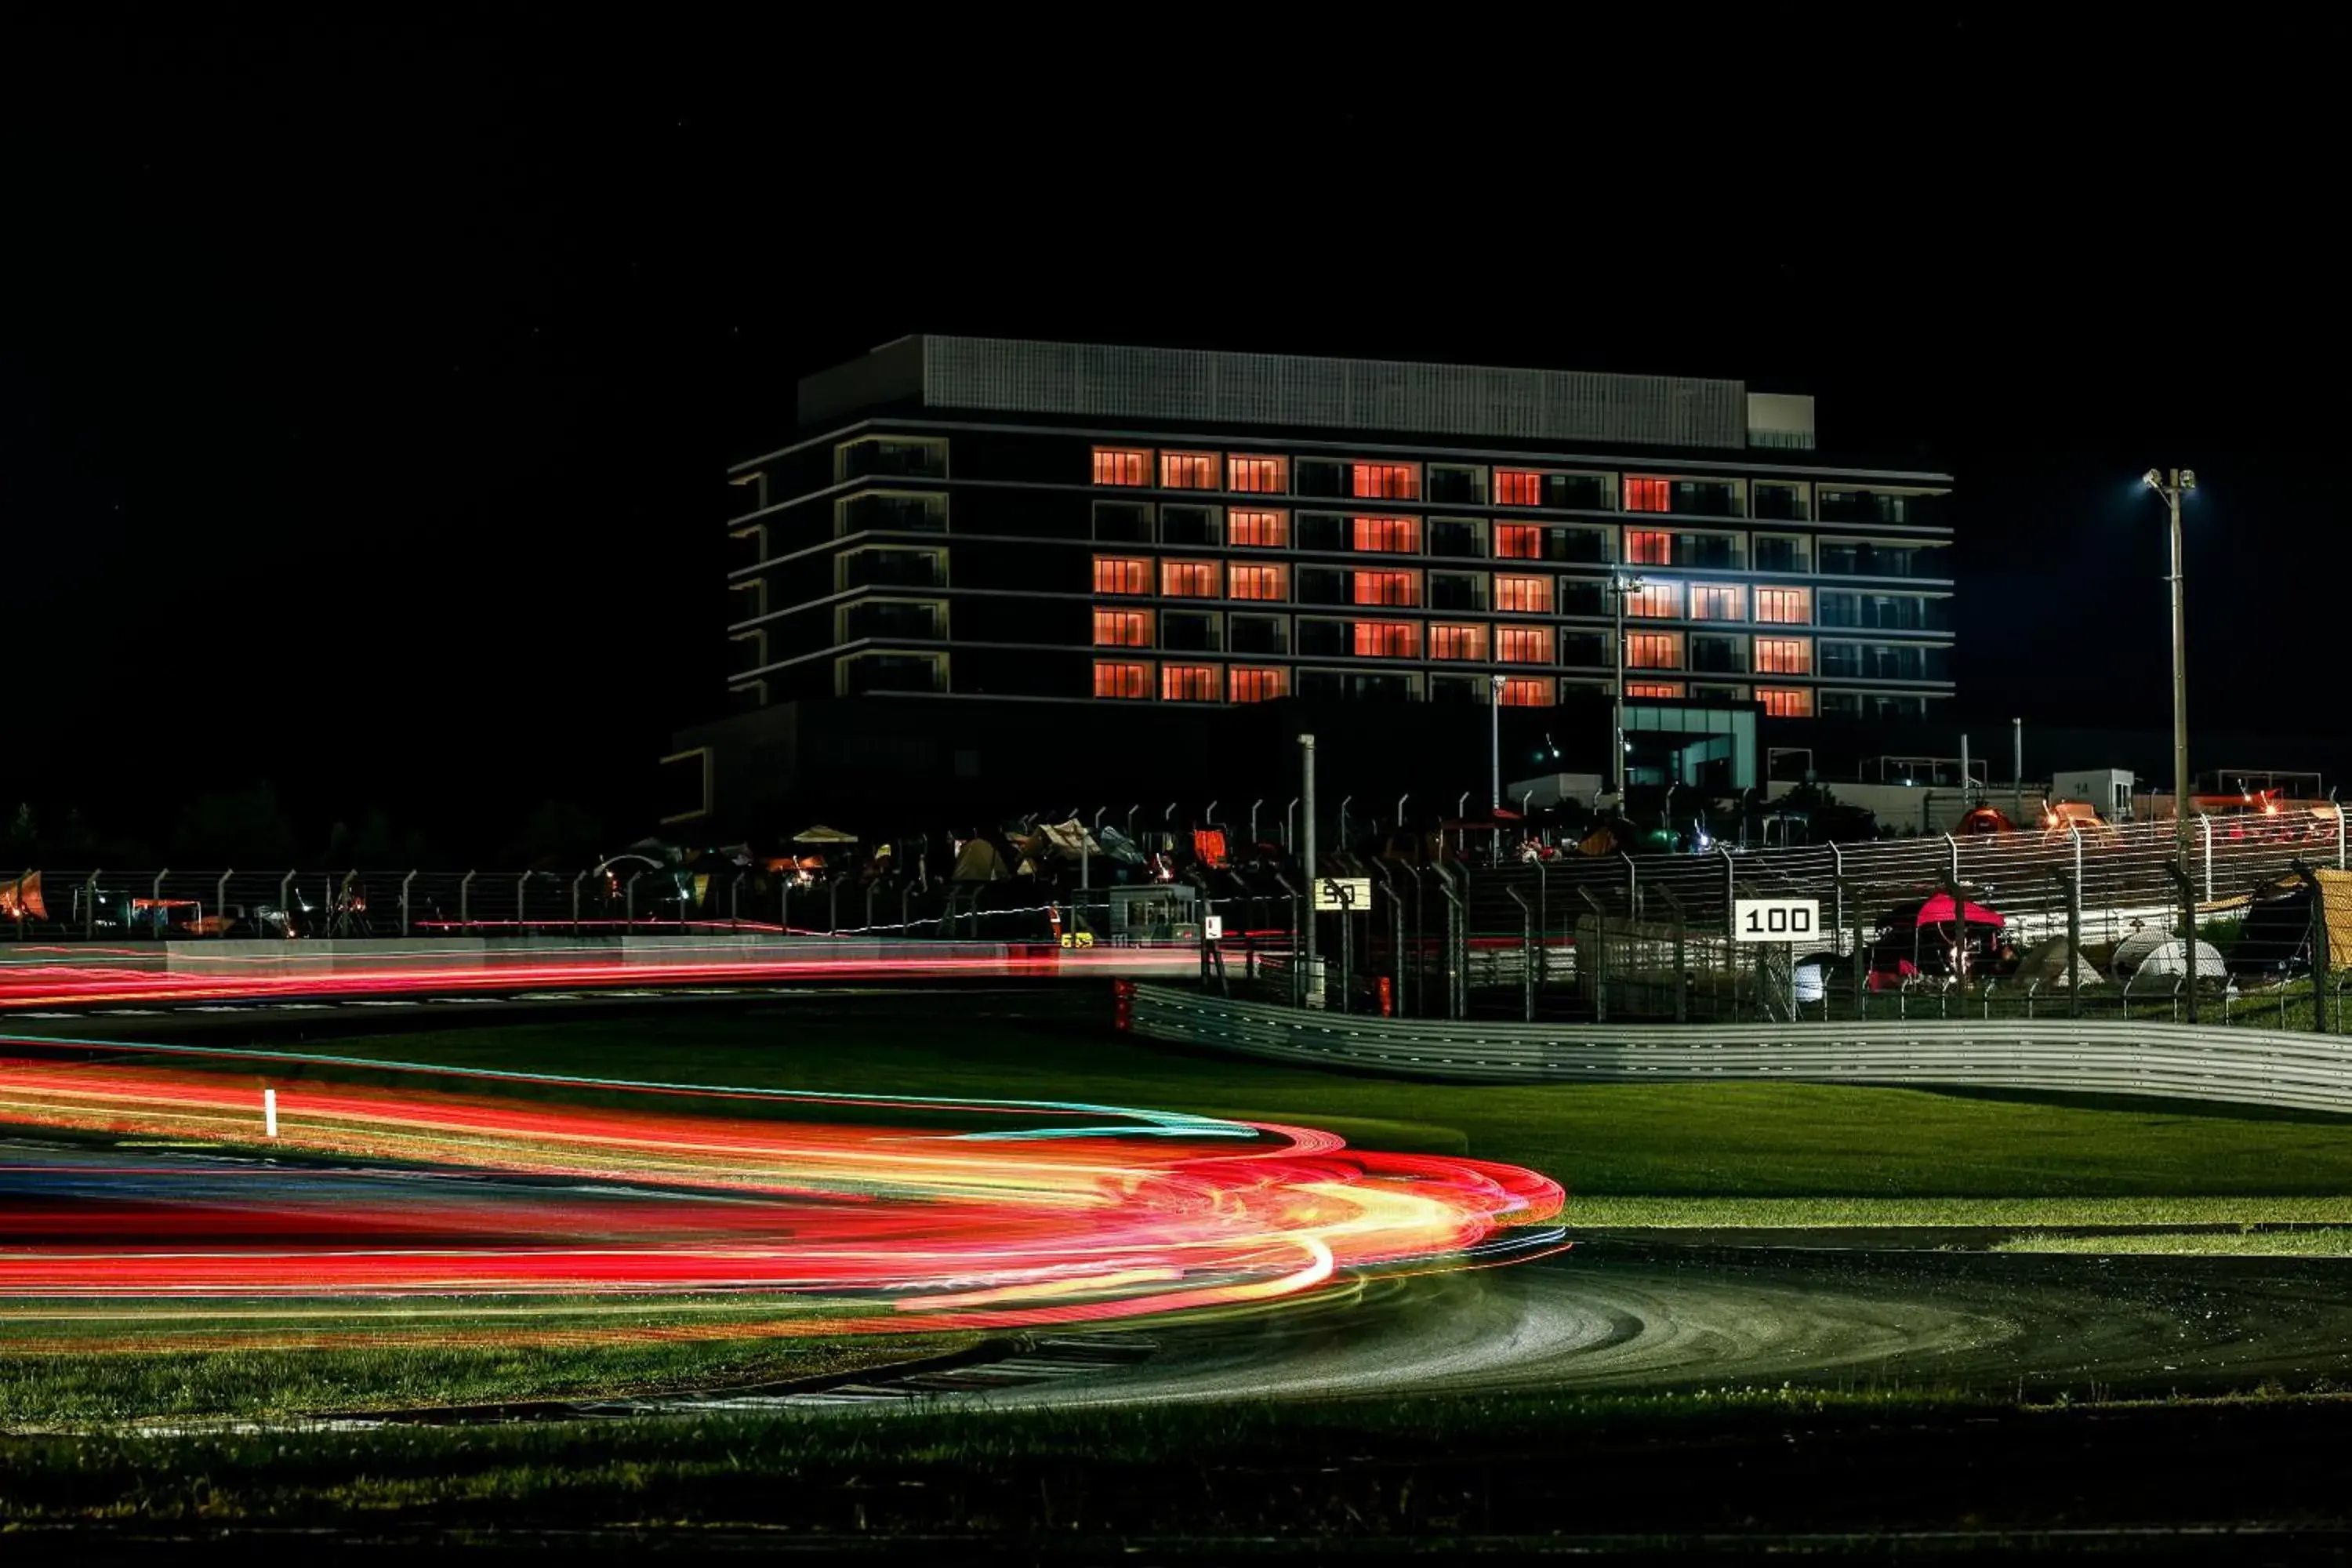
[1489,673,1504,819]
[1607,572,1648,802]
[2143,466,2198,1018]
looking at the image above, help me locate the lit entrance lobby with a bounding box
[1622,699,1758,793]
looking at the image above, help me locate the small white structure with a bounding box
[1506,772,1607,811]
[2051,768,2135,822]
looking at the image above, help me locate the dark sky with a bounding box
[4,20,2339,854]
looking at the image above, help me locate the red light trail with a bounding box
[0,939,1202,1011]
[0,1038,1564,1349]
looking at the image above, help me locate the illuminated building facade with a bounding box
[679,336,1954,822]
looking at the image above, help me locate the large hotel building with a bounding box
[673,336,1953,827]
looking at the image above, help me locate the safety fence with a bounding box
[1454,808,2345,950]
[1258,809,2346,1023]
[1124,984,2352,1116]
[7,809,2338,967]
[0,868,1272,948]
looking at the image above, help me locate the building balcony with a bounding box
[840,551,946,590]
[840,652,946,695]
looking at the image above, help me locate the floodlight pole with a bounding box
[2148,467,2198,1020]
[1489,673,1504,818]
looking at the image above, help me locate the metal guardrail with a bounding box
[1127,983,2352,1116]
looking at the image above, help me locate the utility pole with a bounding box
[1608,572,1647,800]
[1299,732,1319,1007]
[2144,467,2198,1019]
[2013,717,2024,821]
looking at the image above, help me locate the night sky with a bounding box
[5,21,2336,858]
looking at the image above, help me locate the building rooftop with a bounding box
[797,335,1815,453]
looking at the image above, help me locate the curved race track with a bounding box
[8,996,2352,1419]
[921,1242,2352,1411]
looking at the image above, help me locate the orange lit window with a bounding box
[1350,515,1419,553]
[1161,560,1221,597]
[1495,470,1542,506]
[1624,477,1670,512]
[1350,463,1421,499]
[1093,555,1152,595]
[1092,609,1153,647]
[1352,620,1420,658]
[1497,676,1556,706]
[1755,637,1812,675]
[1162,663,1221,702]
[1626,530,1673,564]
[1690,585,1746,620]
[1092,448,1150,486]
[1626,581,1681,619]
[1229,666,1289,703]
[1428,623,1488,660]
[1627,681,1686,699]
[1496,626,1554,662]
[1495,524,1543,559]
[1229,508,1290,546]
[1352,569,1421,607]
[1626,632,1683,669]
[1494,574,1553,613]
[1093,660,1150,699]
[1758,686,1813,718]
[1228,456,1288,494]
[1160,452,1221,489]
[1755,586,1812,624]
[1229,563,1290,601]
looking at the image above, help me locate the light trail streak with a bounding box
[0,1037,1564,1349]
[0,939,1202,1011]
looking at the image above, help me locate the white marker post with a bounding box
[264,1087,278,1139]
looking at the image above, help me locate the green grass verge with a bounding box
[0,1386,2000,1522]
[13,1385,2352,1532]
[0,1334,964,1427]
[1563,1196,2352,1228]
[1992,1229,2352,1257]
[277,999,2352,1201]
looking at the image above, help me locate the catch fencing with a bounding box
[1126,983,2352,1118]
[0,866,1278,950]
[1246,808,2345,1024]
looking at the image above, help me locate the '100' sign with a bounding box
[1733,898,1819,942]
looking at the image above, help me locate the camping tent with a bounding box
[951,836,1007,882]
[793,825,858,844]
[2111,926,2173,975]
[1037,819,1102,859]
[2323,869,2352,972]
[2015,936,2104,989]
[2129,938,2230,982]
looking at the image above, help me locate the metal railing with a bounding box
[1126,984,2352,1116]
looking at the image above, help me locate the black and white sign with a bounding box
[1733,898,1819,942]
[1313,877,1373,912]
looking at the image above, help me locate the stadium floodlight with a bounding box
[2143,466,2200,1018]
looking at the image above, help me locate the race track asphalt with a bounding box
[11,988,2352,1422]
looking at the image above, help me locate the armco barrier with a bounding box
[1127,983,2352,1117]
